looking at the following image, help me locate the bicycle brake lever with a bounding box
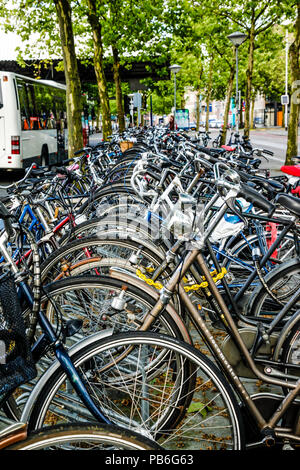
[224,197,248,227]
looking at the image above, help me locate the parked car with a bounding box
[216,120,224,128]
[209,119,218,128]
[189,122,197,130]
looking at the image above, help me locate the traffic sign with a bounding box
[281,94,289,105]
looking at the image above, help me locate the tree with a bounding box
[286,2,300,163]
[0,0,83,155]
[211,0,288,139]
[54,0,83,155]
[85,0,112,140]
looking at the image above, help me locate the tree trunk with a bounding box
[196,64,203,131]
[196,91,201,131]
[205,56,214,132]
[112,46,125,133]
[244,12,255,139]
[87,0,112,140]
[221,52,235,146]
[54,0,83,156]
[250,94,255,129]
[286,4,300,164]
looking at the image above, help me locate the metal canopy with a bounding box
[0,59,170,88]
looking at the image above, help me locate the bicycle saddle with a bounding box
[221,145,235,151]
[280,164,300,177]
[250,176,285,193]
[275,193,300,217]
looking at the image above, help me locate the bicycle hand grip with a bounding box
[239,183,275,215]
[262,149,274,156]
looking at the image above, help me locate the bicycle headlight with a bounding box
[216,169,240,197]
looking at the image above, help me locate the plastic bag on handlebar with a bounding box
[162,193,204,245]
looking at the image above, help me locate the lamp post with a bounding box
[169,64,182,130]
[128,93,134,127]
[227,31,247,133]
[284,30,289,131]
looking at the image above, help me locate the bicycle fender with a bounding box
[272,309,300,362]
[20,329,114,424]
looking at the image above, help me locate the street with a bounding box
[207,127,300,172]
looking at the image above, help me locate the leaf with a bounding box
[187,402,212,417]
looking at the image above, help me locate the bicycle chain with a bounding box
[135,267,227,292]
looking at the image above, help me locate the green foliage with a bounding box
[0,0,296,124]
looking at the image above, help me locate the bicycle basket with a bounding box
[0,271,37,404]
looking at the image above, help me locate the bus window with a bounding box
[17,80,31,131]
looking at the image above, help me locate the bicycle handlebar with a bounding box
[0,163,36,190]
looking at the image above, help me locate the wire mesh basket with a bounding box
[0,271,37,404]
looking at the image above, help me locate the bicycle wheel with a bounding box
[223,232,296,289]
[77,185,148,219]
[58,216,165,248]
[40,236,165,284]
[27,332,245,450]
[247,259,300,319]
[6,423,161,450]
[39,276,188,340]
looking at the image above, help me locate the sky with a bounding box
[0,30,22,60]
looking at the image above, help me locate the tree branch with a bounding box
[255,17,277,36]
[212,42,232,68]
[219,11,249,31]
[254,0,272,23]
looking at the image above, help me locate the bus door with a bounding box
[0,79,5,158]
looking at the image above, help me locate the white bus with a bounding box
[0,71,67,170]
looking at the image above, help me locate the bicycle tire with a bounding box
[58,215,165,248]
[40,235,166,283]
[77,185,147,219]
[280,320,300,392]
[6,423,161,450]
[25,276,190,343]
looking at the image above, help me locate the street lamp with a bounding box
[227,31,247,133]
[169,64,182,130]
[128,93,134,127]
